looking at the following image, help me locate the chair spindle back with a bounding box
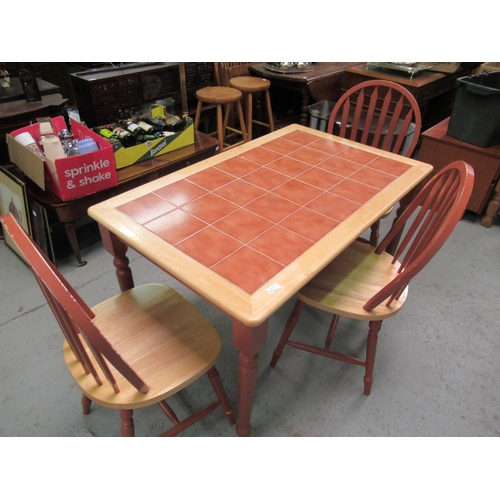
[327,80,422,157]
[364,161,474,310]
[217,62,259,87]
[0,213,149,394]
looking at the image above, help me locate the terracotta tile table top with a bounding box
[89,125,433,327]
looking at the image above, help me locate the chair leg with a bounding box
[81,393,92,415]
[207,366,236,425]
[157,368,235,436]
[120,409,135,437]
[364,320,382,396]
[157,400,181,425]
[324,314,340,350]
[270,299,304,368]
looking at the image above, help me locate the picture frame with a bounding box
[0,166,32,262]
[29,197,55,264]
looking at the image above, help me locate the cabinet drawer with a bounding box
[141,69,179,100]
[185,63,198,75]
[97,104,143,126]
[95,91,120,110]
[120,86,142,104]
[186,75,196,90]
[197,62,214,73]
[117,74,141,89]
[90,79,117,94]
[95,86,142,111]
[198,72,214,87]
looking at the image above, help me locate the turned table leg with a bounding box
[98,225,134,292]
[232,319,268,437]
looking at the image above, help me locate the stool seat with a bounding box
[229,76,271,93]
[196,86,242,104]
[228,76,274,141]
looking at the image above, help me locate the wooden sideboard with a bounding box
[418,117,500,215]
[0,89,68,164]
[249,63,360,126]
[70,63,215,127]
[343,64,473,131]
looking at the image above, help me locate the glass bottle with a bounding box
[137,120,164,139]
[17,63,41,102]
[142,116,170,132]
[163,114,185,132]
[98,128,118,140]
[121,120,147,143]
[14,132,45,159]
[112,126,139,147]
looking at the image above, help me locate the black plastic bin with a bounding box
[447,71,500,147]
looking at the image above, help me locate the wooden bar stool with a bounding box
[194,86,248,152]
[229,76,274,140]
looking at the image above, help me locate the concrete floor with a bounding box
[0,210,499,437]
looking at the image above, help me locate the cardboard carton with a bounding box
[474,63,500,74]
[96,105,195,169]
[428,62,461,73]
[111,120,195,169]
[7,116,117,201]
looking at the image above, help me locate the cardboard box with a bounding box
[427,62,461,73]
[7,117,117,201]
[474,62,500,74]
[96,106,195,169]
[111,120,195,169]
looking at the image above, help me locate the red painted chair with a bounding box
[1,212,235,436]
[327,80,422,246]
[270,161,474,396]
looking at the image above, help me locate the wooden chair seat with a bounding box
[298,240,407,321]
[65,284,223,409]
[271,161,474,397]
[0,213,235,436]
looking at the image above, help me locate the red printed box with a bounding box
[7,116,118,201]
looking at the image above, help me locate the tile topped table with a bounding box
[88,124,433,436]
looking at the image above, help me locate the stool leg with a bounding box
[265,89,275,133]
[246,93,253,141]
[236,101,248,143]
[216,104,225,152]
[194,100,203,131]
[223,103,232,149]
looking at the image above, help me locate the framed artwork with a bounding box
[0,167,32,262]
[29,197,55,263]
